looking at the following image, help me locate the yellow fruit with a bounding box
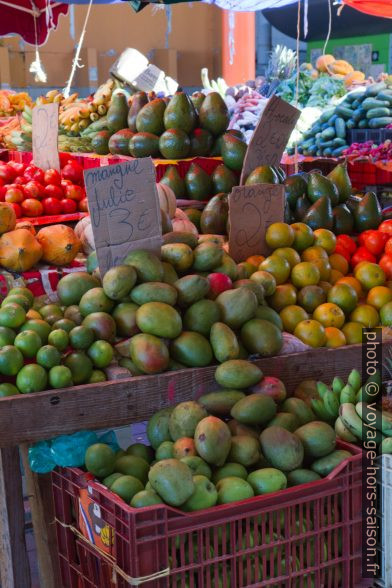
[268,284,297,312]
[301,246,329,262]
[327,283,358,315]
[311,257,331,282]
[280,305,309,333]
[313,229,336,255]
[291,262,320,288]
[325,327,347,348]
[349,304,379,328]
[313,302,345,328]
[265,223,295,249]
[291,223,314,252]
[259,255,291,285]
[294,319,326,348]
[366,286,392,311]
[316,54,335,72]
[336,276,363,299]
[330,269,344,284]
[342,322,363,345]
[329,253,349,275]
[246,255,265,268]
[354,262,385,290]
[273,247,301,269]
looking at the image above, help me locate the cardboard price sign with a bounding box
[84,158,162,276]
[240,96,300,184]
[228,183,285,262]
[32,103,60,171]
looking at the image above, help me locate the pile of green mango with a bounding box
[84,358,353,514]
[86,91,248,166]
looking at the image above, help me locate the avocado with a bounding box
[160,165,186,198]
[185,163,213,200]
[284,174,308,210]
[136,98,166,135]
[199,92,229,136]
[127,91,148,132]
[159,129,191,159]
[190,128,213,156]
[303,195,333,231]
[307,172,339,206]
[200,193,228,234]
[190,92,205,112]
[129,132,160,157]
[108,128,133,155]
[327,161,352,203]
[294,195,312,221]
[91,130,111,155]
[184,208,201,230]
[221,133,247,172]
[332,204,354,235]
[245,165,279,186]
[354,191,382,232]
[107,92,129,133]
[164,92,197,134]
[211,164,237,194]
[227,129,245,141]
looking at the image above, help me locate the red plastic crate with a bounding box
[52,441,363,587]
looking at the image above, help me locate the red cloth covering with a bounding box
[343,0,392,17]
[0,1,68,46]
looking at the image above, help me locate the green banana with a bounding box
[348,369,361,392]
[356,387,365,402]
[311,398,333,422]
[355,402,392,437]
[340,384,356,405]
[335,417,357,443]
[380,438,392,454]
[339,403,363,440]
[323,390,340,419]
[317,381,330,399]
[332,377,344,395]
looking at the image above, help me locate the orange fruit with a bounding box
[336,276,363,299]
[0,302,26,329]
[87,340,114,368]
[380,301,392,326]
[259,255,291,285]
[342,322,363,345]
[329,253,349,275]
[318,281,333,295]
[16,364,48,394]
[313,229,336,255]
[294,319,326,348]
[313,302,345,328]
[267,284,297,312]
[354,262,385,290]
[350,304,379,328]
[265,222,295,249]
[273,247,301,269]
[238,262,257,278]
[325,327,347,348]
[246,255,265,268]
[327,283,358,314]
[330,269,344,284]
[280,305,309,333]
[297,285,326,313]
[250,270,276,296]
[26,309,42,320]
[0,344,23,376]
[291,222,314,252]
[14,329,42,358]
[301,245,329,262]
[367,286,392,310]
[311,257,331,282]
[291,262,320,288]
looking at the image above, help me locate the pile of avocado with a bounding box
[91,91,247,163]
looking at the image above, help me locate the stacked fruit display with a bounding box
[83,358,355,511]
[0,90,33,116]
[0,159,87,218]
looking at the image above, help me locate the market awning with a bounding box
[341,0,392,18]
[0,0,68,45]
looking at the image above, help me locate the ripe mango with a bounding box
[148,459,194,506]
[194,416,231,466]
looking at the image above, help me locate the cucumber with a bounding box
[346,119,356,129]
[332,138,346,147]
[316,150,322,156]
[308,145,318,156]
[358,119,369,129]
[323,148,332,157]
[80,116,109,136]
[351,100,360,109]
[362,98,390,110]
[352,107,365,122]
[366,107,391,119]
[377,91,392,103]
[335,105,354,119]
[365,82,387,96]
[327,114,338,126]
[321,127,335,140]
[369,117,392,129]
[335,118,346,139]
[347,89,366,102]
[320,108,336,123]
[320,122,330,130]
[319,139,334,149]
[311,124,322,134]
[297,146,303,154]
[331,145,348,157]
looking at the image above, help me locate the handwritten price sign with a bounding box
[32,103,60,171]
[228,184,285,262]
[84,158,162,276]
[240,96,300,185]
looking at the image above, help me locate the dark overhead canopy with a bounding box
[263,0,392,40]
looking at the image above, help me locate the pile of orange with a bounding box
[245,222,392,349]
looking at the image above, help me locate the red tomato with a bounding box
[61,161,83,185]
[8,202,21,218]
[358,230,372,247]
[24,165,44,184]
[23,180,45,200]
[5,187,24,203]
[361,230,386,257]
[64,184,84,201]
[379,254,392,280]
[0,186,5,202]
[59,153,73,169]
[60,198,77,214]
[42,197,62,216]
[21,198,43,217]
[336,234,357,255]
[351,246,376,267]
[6,183,25,195]
[8,161,25,175]
[378,219,392,236]
[78,197,89,212]
[385,238,392,256]
[0,164,17,184]
[44,168,61,186]
[44,184,63,200]
[60,179,72,190]
[334,243,351,262]
[14,176,27,185]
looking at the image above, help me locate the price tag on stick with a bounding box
[32,103,60,171]
[240,96,300,185]
[228,183,285,263]
[84,158,162,276]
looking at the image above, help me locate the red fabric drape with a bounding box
[0,1,68,46]
[343,0,392,18]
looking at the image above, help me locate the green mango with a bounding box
[164,92,197,134]
[211,164,237,194]
[160,165,186,198]
[307,172,339,206]
[129,132,160,157]
[136,98,166,135]
[148,459,195,506]
[294,194,312,221]
[353,191,382,232]
[327,161,352,203]
[221,133,247,172]
[185,163,213,200]
[127,91,148,132]
[190,128,214,156]
[159,128,191,159]
[107,93,129,132]
[303,195,333,231]
[200,193,228,235]
[199,92,229,136]
[332,203,354,235]
[245,165,279,186]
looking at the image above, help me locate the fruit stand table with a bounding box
[0,342,389,588]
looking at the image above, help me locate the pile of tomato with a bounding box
[334,220,392,280]
[0,159,87,218]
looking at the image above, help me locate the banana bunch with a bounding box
[36,89,64,105]
[311,369,365,422]
[58,134,93,153]
[59,80,114,135]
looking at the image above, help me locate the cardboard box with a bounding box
[153,48,178,81]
